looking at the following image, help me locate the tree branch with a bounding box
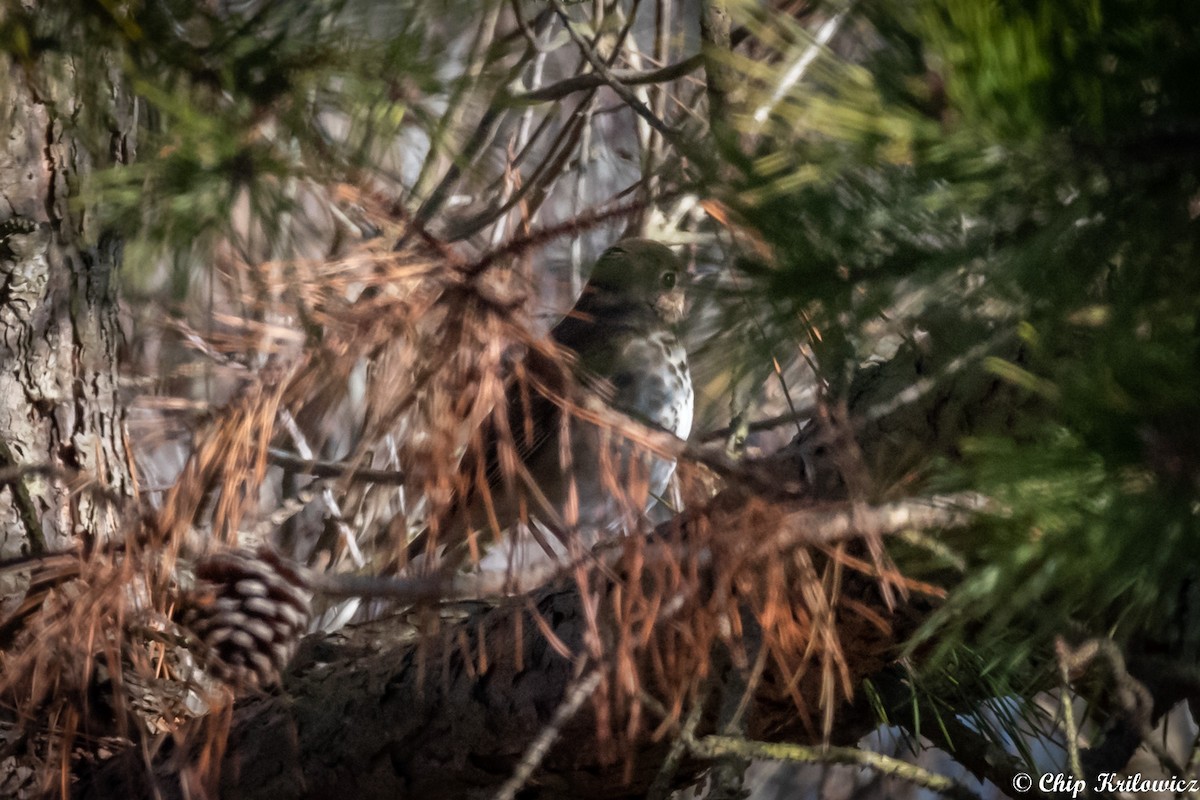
[547,0,680,144]
[78,481,964,799]
[685,734,982,800]
[516,55,704,103]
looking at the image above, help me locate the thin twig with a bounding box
[491,663,603,800]
[548,0,679,143]
[303,571,454,603]
[0,463,131,511]
[646,693,706,800]
[700,0,734,123]
[459,199,649,277]
[452,0,651,242]
[685,734,982,800]
[429,491,971,602]
[277,411,365,567]
[516,55,704,103]
[410,3,505,203]
[1059,638,1187,776]
[750,4,852,133]
[699,406,816,443]
[1055,638,1085,782]
[767,494,987,554]
[267,448,408,485]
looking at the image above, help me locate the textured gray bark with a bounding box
[0,57,135,562]
[0,51,136,797]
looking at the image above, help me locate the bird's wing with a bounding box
[558,300,685,435]
[406,304,654,568]
[405,336,581,567]
[482,300,632,484]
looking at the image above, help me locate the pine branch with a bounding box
[684,734,982,800]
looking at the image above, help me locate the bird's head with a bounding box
[585,238,686,325]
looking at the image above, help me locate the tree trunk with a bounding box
[0,56,135,561]
[0,51,137,798]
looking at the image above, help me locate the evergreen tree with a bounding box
[1,1,1197,797]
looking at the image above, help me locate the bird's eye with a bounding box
[661,271,677,289]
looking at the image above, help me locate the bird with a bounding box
[416,238,694,574]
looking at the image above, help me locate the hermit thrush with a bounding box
[420,238,694,572]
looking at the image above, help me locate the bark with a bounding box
[0,42,136,796]
[0,49,136,798]
[0,52,135,560]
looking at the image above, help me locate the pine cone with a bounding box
[178,547,313,690]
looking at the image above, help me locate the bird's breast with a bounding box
[608,328,693,440]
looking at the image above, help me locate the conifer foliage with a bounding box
[1,1,1198,798]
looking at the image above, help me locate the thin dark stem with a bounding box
[516,55,704,103]
[267,448,408,485]
[548,0,679,144]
